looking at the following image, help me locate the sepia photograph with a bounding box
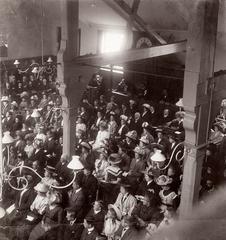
[0,0,225,239]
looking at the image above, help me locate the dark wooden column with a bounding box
[57,0,95,158]
[180,0,219,218]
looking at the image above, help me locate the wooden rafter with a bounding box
[113,0,167,44]
[131,0,141,14]
[72,41,186,66]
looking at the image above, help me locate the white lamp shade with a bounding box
[47,57,53,63]
[31,109,41,118]
[13,59,20,65]
[2,131,14,144]
[67,156,84,170]
[32,67,39,74]
[176,98,184,108]
[0,207,5,219]
[150,150,166,162]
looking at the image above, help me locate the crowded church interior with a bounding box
[0,0,226,239]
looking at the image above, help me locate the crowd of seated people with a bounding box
[0,64,223,240]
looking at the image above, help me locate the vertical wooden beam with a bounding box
[57,0,96,158]
[180,0,219,218]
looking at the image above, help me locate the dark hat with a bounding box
[65,207,76,213]
[44,165,56,174]
[83,162,94,171]
[108,153,121,165]
[81,142,92,150]
[85,215,95,224]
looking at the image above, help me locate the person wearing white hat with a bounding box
[29,182,49,219]
[103,205,121,239]
[156,175,179,211]
[92,121,110,150]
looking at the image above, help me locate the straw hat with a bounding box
[125,130,137,141]
[67,155,84,170]
[34,182,49,193]
[142,122,149,128]
[142,103,151,110]
[108,153,121,165]
[134,146,145,156]
[139,135,150,145]
[120,115,128,121]
[156,175,173,186]
[1,96,9,102]
[108,204,122,220]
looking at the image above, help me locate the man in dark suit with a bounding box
[62,207,84,240]
[6,175,36,226]
[80,216,99,240]
[86,200,105,234]
[28,139,46,168]
[79,164,98,212]
[115,215,138,240]
[68,175,86,221]
[129,112,143,137]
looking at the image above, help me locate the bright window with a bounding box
[100,31,125,53]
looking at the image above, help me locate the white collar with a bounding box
[87,227,94,233]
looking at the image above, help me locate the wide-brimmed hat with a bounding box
[34,182,49,193]
[142,103,151,110]
[139,135,150,145]
[125,130,137,141]
[1,96,9,102]
[108,153,121,165]
[44,165,56,174]
[134,146,145,156]
[120,115,128,121]
[156,175,173,186]
[81,142,92,150]
[108,204,122,220]
[142,122,149,128]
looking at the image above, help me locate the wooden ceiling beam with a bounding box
[71,40,186,66]
[131,0,141,14]
[102,0,142,31]
[113,0,167,44]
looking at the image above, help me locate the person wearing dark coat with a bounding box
[86,201,105,234]
[129,112,143,137]
[68,176,86,221]
[78,164,98,211]
[44,131,56,155]
[55,154,73,184]
[80,216,99,240]
[62,208,84,240]
[28,139,47,169]
[114,215,139,240]
[6,175,36,226]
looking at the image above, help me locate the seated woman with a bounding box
[94,150,109,180]
[156,175,180,211]
[28,190,64,240]
[14,182,49,240]
[113,182,137,218]
[132,192,162,230]
[92,121,110,150]
[42,165,59,187]
[103,205,121,240]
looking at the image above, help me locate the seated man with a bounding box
[62,207,84,240]
[81,216,99,240]
[68,175,86,222]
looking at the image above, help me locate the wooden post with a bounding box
[180,0,219,218]
[57,0,95,158]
